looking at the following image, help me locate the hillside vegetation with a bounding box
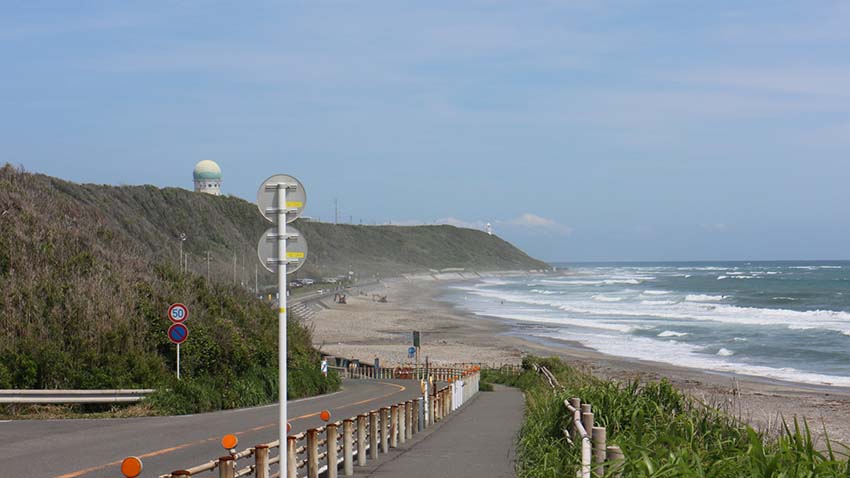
[485,357,850,478]
[0,165,544,413]
[0,165,546,288]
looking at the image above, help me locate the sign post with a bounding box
[167,304,189,380]
[257,174,307,475]
[413,331,421,379]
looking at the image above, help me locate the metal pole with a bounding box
[177,343,181,380]
[277,183,288,476]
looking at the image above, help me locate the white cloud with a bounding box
[498,213,573,235]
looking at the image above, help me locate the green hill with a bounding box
[0,164,545,412]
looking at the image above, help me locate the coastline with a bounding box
[307,277,850,444]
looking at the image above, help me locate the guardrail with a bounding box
[535,365,624,478]
[0,389,155,404]
[153,367,481,478]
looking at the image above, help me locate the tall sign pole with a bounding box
[276,182,288,462]
[257,174,307,474]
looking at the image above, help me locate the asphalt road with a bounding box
[0,379,420,478]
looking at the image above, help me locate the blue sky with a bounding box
[3,1,849,262]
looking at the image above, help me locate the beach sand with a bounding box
[307,278,850,445]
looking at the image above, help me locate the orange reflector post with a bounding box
[221,434,239,450]
[320,410,331,422]
[121,457,143,478]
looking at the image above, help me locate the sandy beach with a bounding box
[307,278,850,445]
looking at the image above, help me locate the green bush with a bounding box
[500,357,850,478]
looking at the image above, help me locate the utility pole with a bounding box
[233,253,237,284]
[206,251,211,281]
[255,264,259,294]
[334,198,339,224]
[178,233,186,273]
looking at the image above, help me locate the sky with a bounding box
[2,1,849,262]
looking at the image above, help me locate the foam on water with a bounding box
[445,261,850,387]
[685,294,727,302]
[541,330,850,387]
[592,295,623,302]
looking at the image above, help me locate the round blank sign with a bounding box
[257,225,308,274]
[256,174,306,224]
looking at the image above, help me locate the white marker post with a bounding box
[257,175,307,474]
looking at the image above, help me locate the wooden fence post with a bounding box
[343,419,354,476]
[357,415,367,466]
[405,401,413,440]
[582,411,594,442]
[254,444,269,478]
[413,398,421,433]
[307,429,319,478]
[326,423,338,478]
[592,427,606,476]
[381,407,390,453]
[606,445,625,478]
[287,436,297,478]
[218,456,235,478]
[390,405,399,448]
[370,411,379,460]
[399,403,407,444]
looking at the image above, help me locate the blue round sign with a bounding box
[168,323,189,344]
[408,346,416,358]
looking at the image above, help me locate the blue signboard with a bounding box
[168,323,189,344]
[408,346,416,358]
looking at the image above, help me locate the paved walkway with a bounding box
[365,385,523,478]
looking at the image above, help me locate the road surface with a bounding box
[0,379,419,478]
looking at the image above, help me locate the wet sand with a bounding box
[307,278,850,445]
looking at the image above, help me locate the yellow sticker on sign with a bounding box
[286,201,303,208]
[287,252,305,258]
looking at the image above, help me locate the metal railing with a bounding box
[535,365,624,478]
[0,389,155,404]
[156,368,481,478]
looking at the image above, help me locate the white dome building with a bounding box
[193,160,222,196]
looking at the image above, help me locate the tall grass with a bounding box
[495,357,850,478]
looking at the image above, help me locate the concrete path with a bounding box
[365,385,523,478]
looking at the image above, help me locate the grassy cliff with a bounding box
[0,164,545,413]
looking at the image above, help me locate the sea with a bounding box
[442,261,850,387]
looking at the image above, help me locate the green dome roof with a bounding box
[193,160,222,180]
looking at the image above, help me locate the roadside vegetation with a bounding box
[0,165,339,416]
[484,357,850,478]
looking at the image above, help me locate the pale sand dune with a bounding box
[307,278,850,445]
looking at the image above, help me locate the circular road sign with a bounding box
[257,225,308,274]
[168,323,189,345]
[167,303,189,323]
[257,174,306,224]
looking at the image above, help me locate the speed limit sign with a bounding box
[168,303,188,323]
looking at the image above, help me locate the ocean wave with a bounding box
[642,290,672,295]
[685,294,726,302]
[658,330,688,337]
[541,331,850,387]
[460,287,850,336]
[716,348,735,356]
[642,300,677,305]
[592,295,623,302]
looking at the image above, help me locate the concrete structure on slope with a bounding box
[193,160,222,195]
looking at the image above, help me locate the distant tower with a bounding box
[486,223,493,235]
[193,160,222,196]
